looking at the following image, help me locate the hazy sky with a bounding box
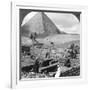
[21,11,80,34]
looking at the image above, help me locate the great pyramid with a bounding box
[21,12,64,38]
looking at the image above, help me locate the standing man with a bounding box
[55,64,61,78]
[33,57,40,73]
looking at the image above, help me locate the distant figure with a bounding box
[55,64,61,78]
[50,42,54,45]
[45,52,50,58]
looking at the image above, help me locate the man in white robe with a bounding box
[55,64,61,78]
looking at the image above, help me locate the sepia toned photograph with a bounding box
[20,9,81,80]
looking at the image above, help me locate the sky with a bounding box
[21,11,80,34]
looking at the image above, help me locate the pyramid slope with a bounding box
[42,12,60,34]
[21,12,44,37]
[21,12,62,38]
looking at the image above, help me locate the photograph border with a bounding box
[11,2,88,88]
